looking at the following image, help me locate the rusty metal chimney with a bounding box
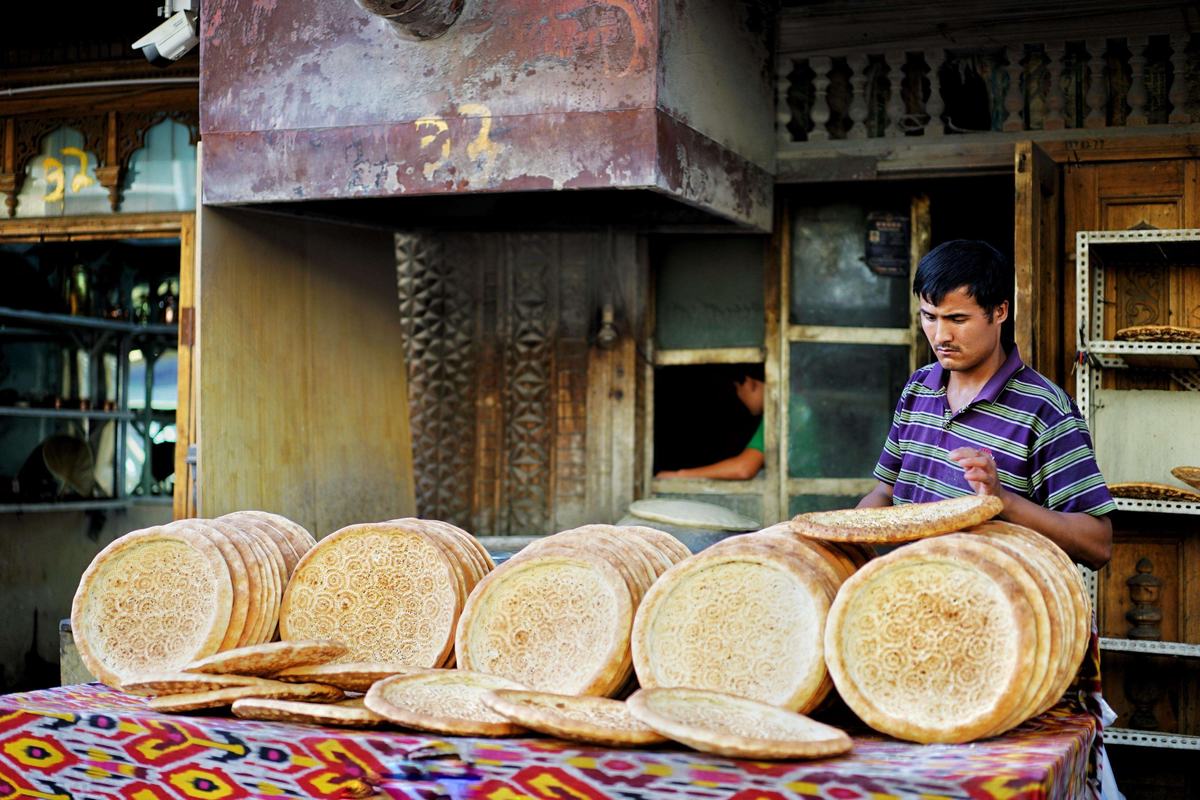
[355,0,463,40]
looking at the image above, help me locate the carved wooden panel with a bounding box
[398,231,638,536]
[502,234,557,534]
[395,232,478,528]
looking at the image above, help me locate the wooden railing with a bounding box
[777,35,1195,144]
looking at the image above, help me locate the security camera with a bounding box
[132,1,199,66]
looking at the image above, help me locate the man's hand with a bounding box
[948,446,1008,503]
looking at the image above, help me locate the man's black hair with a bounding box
[912,240,1012,318]
[730,363,765,384]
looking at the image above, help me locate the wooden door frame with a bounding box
[0,211,194,517]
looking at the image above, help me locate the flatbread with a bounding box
[456,553,634,696]
[627,688,852,759]
[482,689,667,747]
[791,495,1004,543]
[280,522,460,666]
[120,671,278,696]
[632,544,831,712]
[626,498,758,531]
[183,640,348,676]
[1171,466,1200,491]
[231,697,386,728]
[272,662,421,692]
[148,681,344,712]
[71,527,233,687]
[164,521,250,652]
[824,535,1037,743]
[1108,481,1200,502]
[364,670,528,736]
[1114,324,1200,342]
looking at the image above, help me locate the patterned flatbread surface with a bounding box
[1114,324,1200,342]
[627,687,852,759]
[791,495,1003,543]
[183,640,348,676]
[482,689,666,747]
[1108,481,1200,502]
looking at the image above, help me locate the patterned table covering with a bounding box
[0,683,1096,800]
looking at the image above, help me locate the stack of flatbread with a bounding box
[825,521,1091,743]
[279,519,493,668]
[455,524,690,696]
[71,511,315,687]
[631,523,868,713]
[117,639,408,727]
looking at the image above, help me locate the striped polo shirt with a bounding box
[874,347,1117,516]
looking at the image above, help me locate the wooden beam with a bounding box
[788,325,912,345]
[0,212,186,241]
[653,347,765,365]
[777,125,1200,183]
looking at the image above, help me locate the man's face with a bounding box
[734,377,765,416]
[919,287,1008,372]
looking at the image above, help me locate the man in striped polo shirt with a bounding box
[858,239,1121,798]
[859,239,1114,570]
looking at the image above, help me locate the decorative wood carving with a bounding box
[1126,557,1164,640]
[1126,36,1150,126]
[776,56,794,144]
[884,50,905,137]
[1044,44,1066,131]
[1003,45,1025,132]
[846,53,869,139]
[1168,34,1191,124]
[922,49,944,137]
[502,234,555,534]
[0,108,198,215]
[395,232,478,528]
[808,56,833,142]
[1085,39,1109,128]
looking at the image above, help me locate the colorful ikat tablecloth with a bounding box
[0,684,1096,799]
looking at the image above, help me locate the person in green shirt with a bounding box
[655,365,765,480]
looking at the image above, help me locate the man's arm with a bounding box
[857,481,894,508]
[949,447,1113,570]
[656,447,764,480]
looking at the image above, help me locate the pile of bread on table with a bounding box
[71,496,1090,760]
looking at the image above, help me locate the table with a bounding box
[0,684,1096,799]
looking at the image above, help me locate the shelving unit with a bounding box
[1075,227,1200,750]
[0,304,177,512]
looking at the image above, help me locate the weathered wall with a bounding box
[0,505,170,691]
[199,0,774,229]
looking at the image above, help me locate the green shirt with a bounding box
[746,419,764,452]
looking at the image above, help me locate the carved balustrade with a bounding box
[777,35,1196,144]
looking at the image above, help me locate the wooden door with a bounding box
[396,231,643,537]
[1013,141,1060,379]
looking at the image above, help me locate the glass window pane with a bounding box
[655,237,765,349]
[788,342,909,478]
[790,204,911,328]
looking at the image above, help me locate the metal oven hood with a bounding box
[199,0,776,231]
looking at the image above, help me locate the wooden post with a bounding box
[847,54,870,139]
[1085,38,1109,128]
[776,55,793,144]
[923,49,945,137]
[1003,45,1025,132]
[809,56,833,141]
[1044,44,1066,131]
[1126,36,1149,126]
[1169,34,1191,124]
[884,50,906,137]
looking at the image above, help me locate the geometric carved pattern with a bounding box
[502,235,556,534]
[395,232,477,527]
